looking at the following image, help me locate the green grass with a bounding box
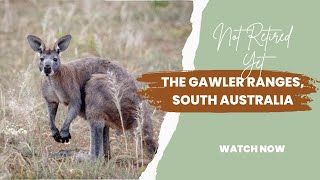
[0,0,192,179]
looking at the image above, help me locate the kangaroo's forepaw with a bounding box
[60,131,72,143]
[52,132,62,143]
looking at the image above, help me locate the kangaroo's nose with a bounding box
[44,65,51,70]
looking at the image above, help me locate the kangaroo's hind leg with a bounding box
[103,125,111,159]
[89,120,105,159]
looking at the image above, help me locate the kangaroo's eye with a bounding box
[53,58,58,62]
[40,57,44,61]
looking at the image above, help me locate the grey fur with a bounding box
[27,35,157,159]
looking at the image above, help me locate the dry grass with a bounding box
[0,0,192,179]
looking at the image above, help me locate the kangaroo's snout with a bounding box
[44,65,52,75]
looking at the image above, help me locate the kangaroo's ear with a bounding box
[27,35,46,53]
[54,34,72,54]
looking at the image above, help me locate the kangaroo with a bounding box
[27,34,157,159]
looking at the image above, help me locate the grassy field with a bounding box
[0,0,192,179]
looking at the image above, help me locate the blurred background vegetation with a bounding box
[0,0,192,179]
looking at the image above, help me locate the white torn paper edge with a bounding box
[139,1,209,179]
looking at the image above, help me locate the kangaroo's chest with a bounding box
[53,86,69,105]
[43,80,70,105]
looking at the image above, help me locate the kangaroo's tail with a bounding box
[141,101,158,159]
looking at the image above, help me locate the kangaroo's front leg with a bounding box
[59,101,81,143]
[47,101,60,142]
[89,121,105,159]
